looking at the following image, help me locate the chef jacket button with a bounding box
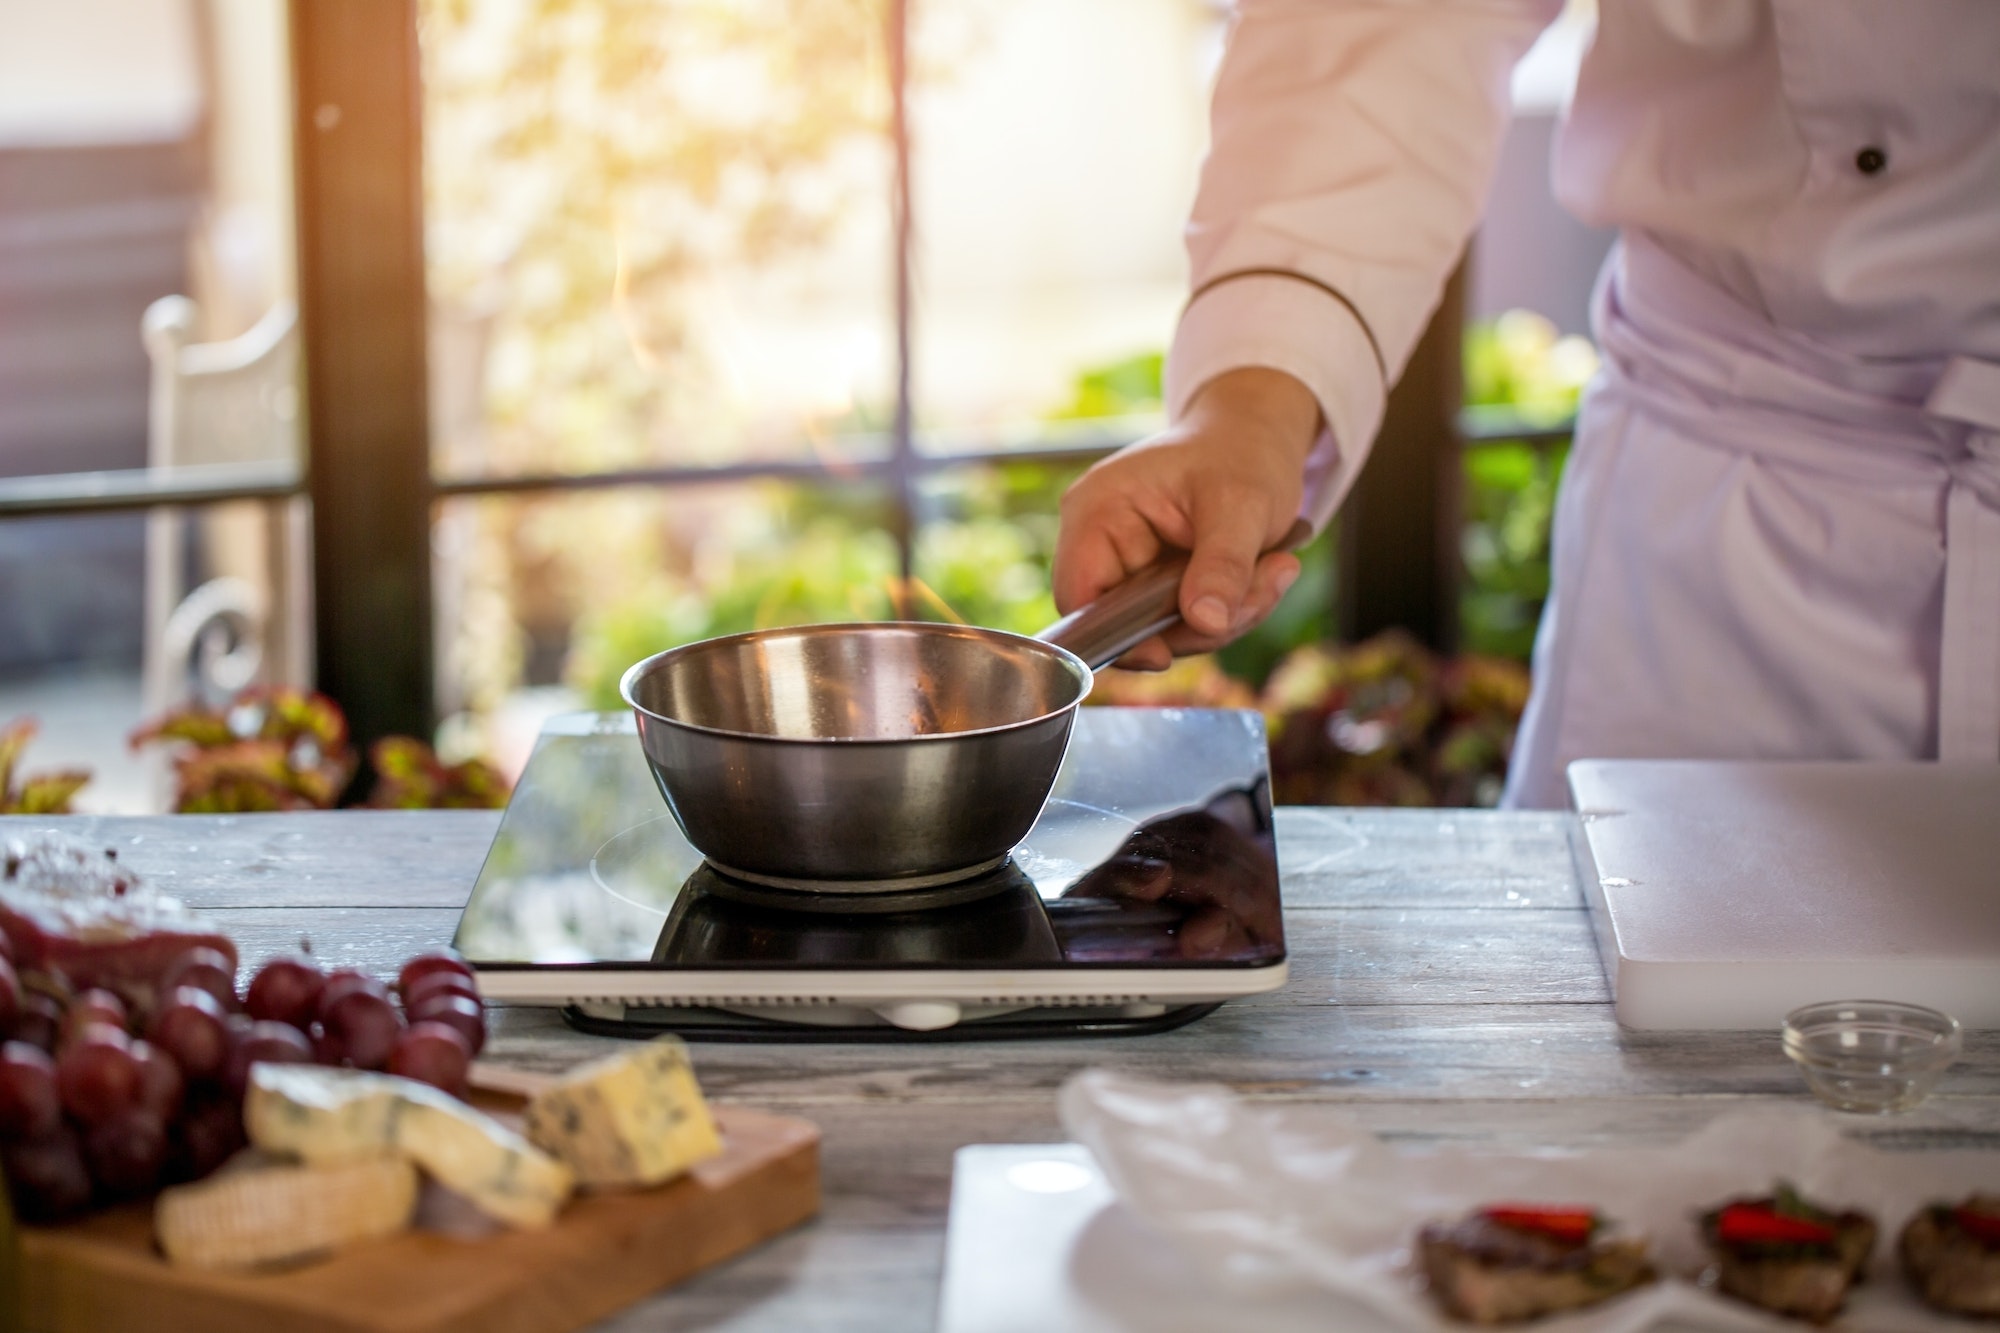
[1855,146,1887,176]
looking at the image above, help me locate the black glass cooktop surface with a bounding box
[454,708,1284,974]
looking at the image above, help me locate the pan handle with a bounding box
[1037,518,1312,671]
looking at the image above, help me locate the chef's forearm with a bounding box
[1169,0,1559,530]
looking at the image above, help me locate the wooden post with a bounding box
[290,0,434,753]
[1337,261,1465,653]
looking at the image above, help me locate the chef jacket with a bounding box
[1165,0,2000,803]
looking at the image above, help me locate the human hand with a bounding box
[1053,366,1319,670]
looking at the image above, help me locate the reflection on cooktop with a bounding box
[454,708,1286,971]
[1056,786,1284,964]
[655,862,1064,967]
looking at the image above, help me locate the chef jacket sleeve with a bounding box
[1166,0,1562,532]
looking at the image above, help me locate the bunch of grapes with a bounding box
[0,941,486,1223]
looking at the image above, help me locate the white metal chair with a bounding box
[140,296,311,717]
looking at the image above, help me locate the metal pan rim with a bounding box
[618,620,1092,745]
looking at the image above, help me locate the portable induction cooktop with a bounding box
[454,708,1287,1040]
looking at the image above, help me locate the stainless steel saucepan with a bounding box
[620,548,1211,892]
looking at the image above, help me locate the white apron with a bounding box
[1503,237,2000,810]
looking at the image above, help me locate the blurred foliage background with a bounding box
[557,314,1588,808]
[416,0,1592,808]
[1458,309,1594,661]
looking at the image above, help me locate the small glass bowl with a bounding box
[1782,1000,1963,1114]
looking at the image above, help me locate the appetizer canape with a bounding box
[1697,1183,1875,1324]
[1899,1194,2000,1319]
[1418,1203,1656,1325]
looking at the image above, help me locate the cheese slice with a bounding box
[242,1066,400,1163]
[246,1064,574,1229]
[155,1151,418,1270]
[524,1036,724,1188]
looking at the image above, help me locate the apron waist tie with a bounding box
[1927,357,2000,762]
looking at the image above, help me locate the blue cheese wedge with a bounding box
[246,1064,574,1229]
[524,1037,724,1189]
[242,1065,400,1163]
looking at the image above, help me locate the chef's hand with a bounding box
[1053,367,1320,671]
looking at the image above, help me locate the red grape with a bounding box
[163,947,238,1010]
[401,969,479,1014]
[169,1092,245,1183]
[408,992,485,1056]
[388,1021,472,1096]
[223,1020,313,1099]
[132,1040,184,1120]
[2,1126,93,1222]
[0,930,12,962]
[56,1027,141,1124]
[83,1096,169,1192]
[0,1041,62,1139]
[14,992,62,1053]
[245,957,324,1029]
[318,969,389,1016]
[396,950,472,998]
[83,1107,168,1198]
[60,989,130,1045]
[0,955,20,1033]
[320,990,401,1071]
[146,988,231,1083]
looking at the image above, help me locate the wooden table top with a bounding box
[8,808,1996,1332]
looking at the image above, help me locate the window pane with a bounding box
[909,0,1215,454]
[434,480,905,772]
[910,459,1081,637]
[0,4,303,812]
[0,501,304,813]
[0,2,299,486]
[422,0,897,482]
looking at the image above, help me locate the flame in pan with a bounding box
[881,577,966,624]
[610,217,663,373]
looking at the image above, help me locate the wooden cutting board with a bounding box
[13,1072,819,1333]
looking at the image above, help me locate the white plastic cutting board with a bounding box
[1569,761,2000,1030]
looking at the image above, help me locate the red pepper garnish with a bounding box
[1715,1203,1836,1246]
[1954,1205,2000,1247]
[1481,1205,1598,1244]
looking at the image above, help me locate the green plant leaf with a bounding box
[258,689,351,748]
[6,771,92,816]
[0,717,33,798]
[130,708,235,750]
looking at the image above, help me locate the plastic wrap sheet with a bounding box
[1059,1070,2000,1331]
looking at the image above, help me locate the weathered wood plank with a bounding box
[1,808,1582,912]
[1276,905,1608,1005]
[195,906,1998,1111]
[0,812,500,909]
[480,1004,2000,1106]
[1276,807,1585,910]
[215,906,464,975]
